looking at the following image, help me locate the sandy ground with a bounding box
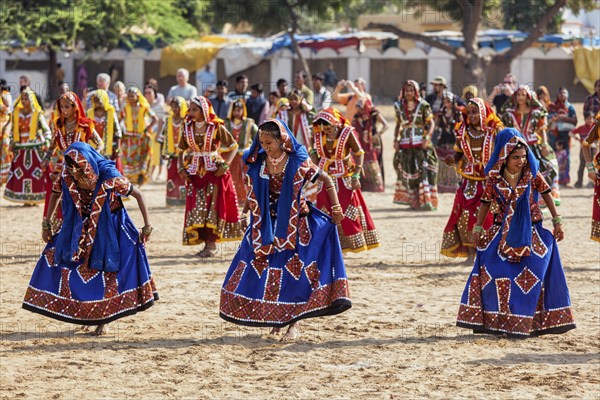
[0,104,599,399]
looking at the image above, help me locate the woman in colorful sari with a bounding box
[224,99,258,207]
[441,98,503,262]
[42,91,104,228]
[456,128,575,337]
[87,89,122,170]
[351,98,388,192]
[23,142,158,336]
[582,111,600,242]
[4,89,51,205]
[287,89,315,148]
[160,96,188,206]
[393,80,438,210]
[120,87,158,186]
[312,108,380,253]
[502,85,560,205]
[271,97,289,120]
[177,96,244,257]
[219,119,351,342]
[0,80,13,185]
[434,91,463,193]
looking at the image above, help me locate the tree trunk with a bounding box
[47,47,58,103]
[289,30,312,89]
[459,53,488,98]
[288,4,312,89]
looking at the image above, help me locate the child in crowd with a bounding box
[555,140,569,187]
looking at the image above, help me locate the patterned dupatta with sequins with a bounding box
[312,108,355,177]
[456,98,503,179]
[55,91,95,150]
[484,128,540,261]
[502,86,547,144]
[54,142,124,272]
[184,96,224,174]
[243,118,310,258]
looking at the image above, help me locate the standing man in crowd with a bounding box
[210,80,232,120]
[18,75,44,110]
[583,79,600,116]
[323,62,338,90]
[312,73,331,111]
[293,70,314,106]
[86,73,120,112]
[227,75,251,102]
[487,73,517,113]
[195,64,217,96]
[246,83,269,125]
[167,68,197,103]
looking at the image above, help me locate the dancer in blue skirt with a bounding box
[219,119,351,341]
[23,142,158,335]
[457,128,575,337]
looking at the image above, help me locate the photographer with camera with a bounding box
[487,73,517,113]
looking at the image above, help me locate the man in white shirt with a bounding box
[86,73,120,112]
[167,68,197,103]
[312,73,331,111]
[195,65,216,96]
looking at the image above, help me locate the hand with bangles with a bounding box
[41,218,53,243]
[178,166,190,181]
[351,173,361,190]
[330,203,344,224]
[214,160,229,177]
[586,162,597,182]
[139,225,153,244]
[472,224,484,247]
[552,216,564,242]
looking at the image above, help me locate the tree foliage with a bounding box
[367,0,596,89]
[0,0,199,51]
[206,0,349,34]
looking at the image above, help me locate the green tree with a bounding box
[367,0,595,93]
[0,0,199,100]
[502,0,564,32]
[208,0,354,86]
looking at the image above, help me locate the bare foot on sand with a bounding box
[94,324,109,336]
[280,323,300,342]
[269,327,281,335]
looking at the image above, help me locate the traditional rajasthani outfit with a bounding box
[87,89,122,172]
[23,142,158,325]
[288,103,317,201]
[224,100,258,207]
[0,88,12,185]
[180,96,244,246]
[44,92,104,228]
[287,106,315,149]
[583,113,600,242]
[393,81,438,209]
[121,88,155,185]
[272,98,289,119]
[502,86,560,205]
[160,97,188,206]
[219,119,351,327]
[441,99,503,258]
[313,108,380,253]
[434,94,462,193]
[352,99,384,192]
[456,128,575,337]
[4,90,50,203]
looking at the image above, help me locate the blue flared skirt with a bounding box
[457,221,575,337]
[22,209,158,325]
[219,205,351,327]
